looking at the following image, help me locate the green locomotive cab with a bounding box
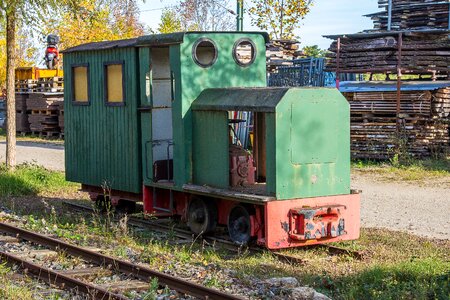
[63,32,360,249]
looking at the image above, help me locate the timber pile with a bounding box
[368,0,449,31]
[15,77,63,93]
[325,0,450,75]
[58,102,64,134]
[266,40,303,72]
[325,32,450,74]
[27,93,63,137]
[15,94,30,133]
[345,87,450,159]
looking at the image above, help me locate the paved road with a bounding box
[0,141,448,239]
[0,141,64,171]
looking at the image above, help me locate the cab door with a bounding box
[139,47,174,186]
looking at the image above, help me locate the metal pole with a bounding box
[388,0,393,31]
[336,37,341,89]
[236,0,244,31]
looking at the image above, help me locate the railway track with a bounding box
[64,201,364,263]
[0,221,244,300]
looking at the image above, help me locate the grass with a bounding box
[0,164,448,299]
[352,157,450,181]
[0,262,64,299]
[0,263,34,300]
[0,163,78,197]
[0,128,64,145]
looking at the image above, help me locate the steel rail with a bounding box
[0,251,127,300]
[65,202,247,253]
[0,222,244,300]
[64,201,365,260]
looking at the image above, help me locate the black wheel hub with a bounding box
[228,205,252,245]
[187,198,217,235]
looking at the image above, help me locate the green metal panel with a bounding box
[175,32,268,188]
[139,47,152,185]
[265,113,277,196]
[274,88,350,200]
[64,47,141,193]
[192,88,289,112]
[192,111,229,188]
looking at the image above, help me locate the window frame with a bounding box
[233,38,257,67]
[71,63,90,106]
[192,38,218,68]
[104,60,126,107]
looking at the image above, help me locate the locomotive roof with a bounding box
[192,88,290,112]
[63,31,270,53]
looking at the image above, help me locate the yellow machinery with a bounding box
[15,67,63,81]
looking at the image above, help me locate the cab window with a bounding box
[105,62,125,105]
[72,64,89,104]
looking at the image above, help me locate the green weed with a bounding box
[352,158,450,181]
[329,258,449,300]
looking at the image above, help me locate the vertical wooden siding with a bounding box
[64,47,141,193]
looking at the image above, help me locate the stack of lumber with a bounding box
[36,77,64,93]
[15,77,63,93]
[433,86,450,117]
[15,93,30,133]
[368,0,449,31]
[15,79,37,93]
[266,40,303,72]
[27,93,63,137]
[344,86,450,159]
[325,0,450,75]
[325,32,450,74]
[58,102,65,135]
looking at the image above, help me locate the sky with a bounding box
[138,0,380,49]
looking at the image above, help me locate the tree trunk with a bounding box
[6,7,16,170]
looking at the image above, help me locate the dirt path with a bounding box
[0,142,448,240]
[0,141,64,171]
[352,172,450,240]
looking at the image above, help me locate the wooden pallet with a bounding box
[31,109,59,116]
[31,131,61,138]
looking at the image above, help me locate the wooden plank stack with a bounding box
[15,93,30,133]
[15,79,37,93]
[27,93,63,137]
[58,102,65,136]
[266,40,303,72]
[325,32,450,74]
[344,87,450,159]
[369,0,449,31]
[325,0,450,76]
[15,77,64,93]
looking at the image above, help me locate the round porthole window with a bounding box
[233,38,256,67]
[192,38,218,68]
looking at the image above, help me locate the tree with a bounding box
[302,45,327,58]
[168,0,234,32]
[249,0,313,40]
[43,0,146,50]
[158,9,182,34]
[0,0,58,170]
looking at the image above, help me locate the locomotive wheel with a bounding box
[187,198,217,235]
[116,200,137,214]
[95,195,112,213]
[228,205,252,245]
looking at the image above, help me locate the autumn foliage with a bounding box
[249,0,313,40]
[43,0,145,50]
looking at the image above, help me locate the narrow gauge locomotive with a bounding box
[63,32,360,249]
